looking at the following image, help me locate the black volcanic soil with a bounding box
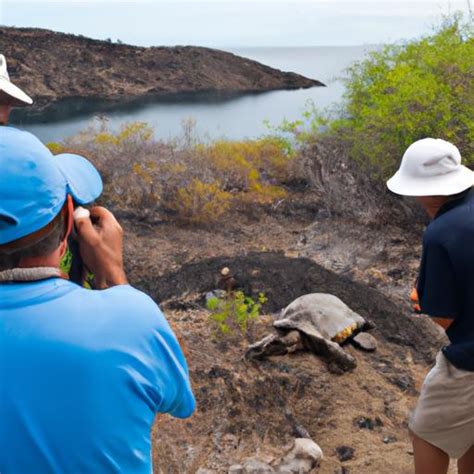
[140,252,441,365]
[0,27,324,110]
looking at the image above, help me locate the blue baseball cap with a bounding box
[0,127,103,245]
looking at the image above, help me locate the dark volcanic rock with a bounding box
[335,446,355,462]
[0,27,324,110]
[354,416,383,430]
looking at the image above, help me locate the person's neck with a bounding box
[0,104,11,124]
[416,196,450,219]
[18,249,61,269]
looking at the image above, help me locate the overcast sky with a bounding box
[0,1,469,47]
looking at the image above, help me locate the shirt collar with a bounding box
[435,188,474,220]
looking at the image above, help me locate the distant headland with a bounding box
[0,27,325,113]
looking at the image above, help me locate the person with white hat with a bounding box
[0,54,33,124]
[387,138,474,474]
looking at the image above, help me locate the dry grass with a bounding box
[48,120,298,225]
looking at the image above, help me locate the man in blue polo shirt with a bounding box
[0,127,195,473]
[387,138,474,474]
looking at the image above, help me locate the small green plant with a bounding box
[206,291,267,336]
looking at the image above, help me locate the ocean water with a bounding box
[13,45,374,142]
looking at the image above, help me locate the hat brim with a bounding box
[387,165,474,197]
[55,153,103,205]
[0,78,33,106]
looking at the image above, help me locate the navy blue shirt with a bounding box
[417,190,474,371]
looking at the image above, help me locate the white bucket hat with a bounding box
[387,138,474,197]
[0,55,33,107]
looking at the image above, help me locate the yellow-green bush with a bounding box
[94,122,154,146]
[198,137,294,186]
[46,142,65,154]
[54,120,295,225]
[168,179,232,224]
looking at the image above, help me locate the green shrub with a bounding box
[206,291,267,336]
[331,15,474,176]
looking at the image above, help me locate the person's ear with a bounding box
[64,194,74,241]
[0,104,12,125]
[58,197,73,258]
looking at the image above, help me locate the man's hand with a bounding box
[74,207,128,289]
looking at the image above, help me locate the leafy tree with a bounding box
[331,15,473,176]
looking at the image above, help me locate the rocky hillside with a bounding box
[122,228,447,473]
[0,27,324,109]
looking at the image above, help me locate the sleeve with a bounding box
[417,237,458,319]
[117,288,196,418]
[148,310,196,418]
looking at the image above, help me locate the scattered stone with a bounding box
[205,290,226,304]
[292,438,323,461]
[354,416,384,430]
[196,469,216,474]
[389,374,414,392]
[241,458,275,474]
[278,438,323,473]
[352,332,378,351]
[383,435,397,444]
[220,433,239,451]
[228,465,244,474]
[335,446,355,462]
[284,408,312,439]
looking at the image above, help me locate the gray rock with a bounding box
[242,458,275,474]
[228,465,244,474]
[220,433,239,451]
[290,438,323,461]
[277,438,323,473]
[352,332,377,351]
[205,290,226,304]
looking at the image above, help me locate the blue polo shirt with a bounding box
[417,190,474,371]
[0,279,195,473]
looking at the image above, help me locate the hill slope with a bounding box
[0,27,324,109]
